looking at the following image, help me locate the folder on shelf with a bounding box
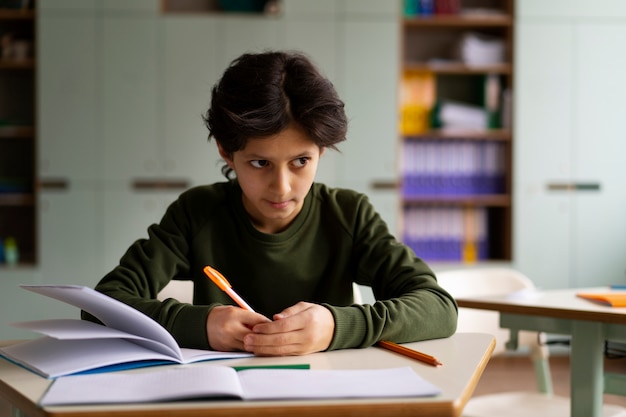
[400,71,435,135]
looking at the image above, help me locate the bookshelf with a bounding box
[399,0,514,263]
[0,1,36,267]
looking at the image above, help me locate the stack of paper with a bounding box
[457,32,505,66]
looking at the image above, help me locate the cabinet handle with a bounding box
[131,179,190,191]
[38,178,69,190]
[546,182,601,192]
[370,180,399,190]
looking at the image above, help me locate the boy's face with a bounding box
[218,124,325,234]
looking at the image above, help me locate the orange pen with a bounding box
[203,266,255,312]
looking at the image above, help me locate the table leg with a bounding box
[570,320,604,417]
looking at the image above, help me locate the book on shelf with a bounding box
[0,285,252,378]
[39,364,441,406]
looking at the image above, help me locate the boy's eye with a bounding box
[250,160,268,168]
[293,157,309,168]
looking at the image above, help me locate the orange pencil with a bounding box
[377,340,443,367]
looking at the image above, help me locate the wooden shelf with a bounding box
[403,14,512,28]
[0,125,35,138]
[0,9,35,20]
[0,193,35,206]
[0,59,35,70]
[404,129,511,141]
[402,195,511,207]
[404,61,511,75]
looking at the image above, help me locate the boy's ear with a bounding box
[217,142,234,166]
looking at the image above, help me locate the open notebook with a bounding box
[0,285,251,378]
[40,365,441,405]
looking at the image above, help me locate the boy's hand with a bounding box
[243,302,335,356]
[206,305,270,352]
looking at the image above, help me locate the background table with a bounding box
[456,287,626,417]
[0,332,494,417]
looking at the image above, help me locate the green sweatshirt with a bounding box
[83,181,457,350]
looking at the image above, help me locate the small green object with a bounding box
[232,364,310,372]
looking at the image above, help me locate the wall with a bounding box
[0,0,395,338]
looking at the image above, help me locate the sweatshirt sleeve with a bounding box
[323,194,458,350]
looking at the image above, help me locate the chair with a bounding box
[158,280,194,304]
[436,267,626,417]
[159,281,365,305]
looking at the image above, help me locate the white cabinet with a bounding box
[216,16,281,68]
[38,188,103,284]
[161,17,223,186]
[514,2,626,288]
[340,18,399,231]
[102,189,179,271]
[101,15,159,182]
[38,11,99,182]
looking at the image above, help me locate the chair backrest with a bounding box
[158,281,365,305]
[158,280,194,304]
[436,268,538,356]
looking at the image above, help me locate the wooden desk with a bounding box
[456,287,626,417]
[0,333,493,417]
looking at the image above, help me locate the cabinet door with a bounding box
[514,22,573,288]
[101,15,159,181]
[573,23,626,286]
[38,13,99,182]
[162,17,223,187]
[0,269,45,340]
[216,16,281,69]
[101,188,180,273]
[341,19,399,186]
[515,20,626,288]
[341,18,399,232]
[39,188,102,286]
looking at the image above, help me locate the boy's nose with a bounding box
[270,168,291,195]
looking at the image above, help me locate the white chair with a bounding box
[437,267,626,417]
[159,281,365,305]
[158,280,194,304]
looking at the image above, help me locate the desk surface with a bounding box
[0,333,494,417]
[456,287,626,324]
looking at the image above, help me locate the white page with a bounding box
[39,366,440,406]
[11,318,151,340]
[1,337,177,378]
[20,285,182,359]
[40,366,244,406]
[239,367,441,400]
[9,319,176,358]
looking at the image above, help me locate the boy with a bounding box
[84,51,457,356]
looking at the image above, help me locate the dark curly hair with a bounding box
[203,50,348,178]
